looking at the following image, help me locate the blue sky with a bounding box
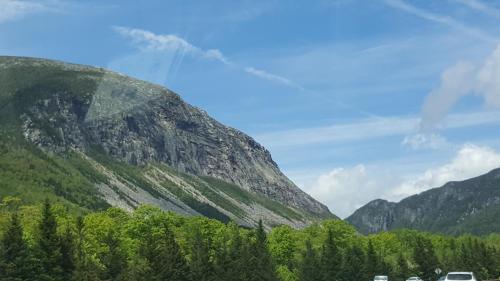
[3,0,500,218]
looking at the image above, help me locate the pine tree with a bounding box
[142,224,190,281]
[320,228,342,281]
[458,243,472,271]
[72,216,101,281]
[413,236,439,281]
[0,212,37,281]
[298,240,321,281]
[395,252,409,281]
[366,240,380,279]
[214,223,247,281]
[189,228,214,281]
[213,240,231,281]
[101,230,127,281]
[250,220,278,281]
[36,200,64,281]
[340,244,366,281]
[60,226,76,280]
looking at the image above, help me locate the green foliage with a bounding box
[189,228,214,281]
[0,213,37,281]
[298,240,320,281]
[320,229,342,281]
[0,139,109,211]
[0,202,498,281]
[413,236,440,281]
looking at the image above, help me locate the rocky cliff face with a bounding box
[346,169,500,235]
[0,56,334,227]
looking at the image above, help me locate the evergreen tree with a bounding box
[298,240,321,281]
[214,224,247,281]
[340,244,366,281]
[101,230,127,281]
[250,220,278,281]
[189,228,214,281]
[366,240,380,279]
[60,226,76,280]
[395,252,409,281]
[213,240,230,281]
[72,216,101,281]
[458,243,472,271]
[320,228,342,281]
[0,212,36,281]
[36,200,64,281]
[413,236,439,281]
[142,224,190,281]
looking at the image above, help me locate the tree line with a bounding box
[0,200,499,281]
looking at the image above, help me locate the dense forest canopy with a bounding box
[0,198,499,281]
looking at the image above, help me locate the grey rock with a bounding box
[1,56,333,224]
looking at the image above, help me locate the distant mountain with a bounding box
[346,168,500,235]
[0,56,335,228]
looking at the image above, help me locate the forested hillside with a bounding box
[0,198,499,281]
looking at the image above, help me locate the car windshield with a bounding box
[375,277,388,280]
[447,274,472,280]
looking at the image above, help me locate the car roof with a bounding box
[447,272,473,274]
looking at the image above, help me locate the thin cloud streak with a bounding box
[244,67,305,91]
[113,26,232,65]
[113,26,301,89]
[384,0,497,43]
[454,0,500,19]
[0,0,64,23]
[255,111,500,148]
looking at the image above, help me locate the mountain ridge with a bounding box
[346,168,500,235]
[0,56,334,227]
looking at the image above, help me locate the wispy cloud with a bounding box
[0,0,59,23]
[113,26,231,65]
[454,0,500,19]
[113,26,302,89]
[244,67,305,91]
[255,110,500,148]
[384,0,497,42]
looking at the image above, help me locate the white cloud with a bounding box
[0,0,55,23]
[418,44,500,132]
[306,144,500,218]
[113,26,303,90]
[113,26,231,65]
[420,62,477,131]
[402,133,449,150]
[384,0,496,42]
[305,165,382,218]
[389,144,500,199]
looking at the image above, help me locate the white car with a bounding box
[444,272,477,281]
[374,276,389,281]
[406,277,423,281]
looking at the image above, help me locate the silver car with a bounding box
[406,277,423,281]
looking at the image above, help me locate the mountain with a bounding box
[346,168,500,235]
[0,56,334,228]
